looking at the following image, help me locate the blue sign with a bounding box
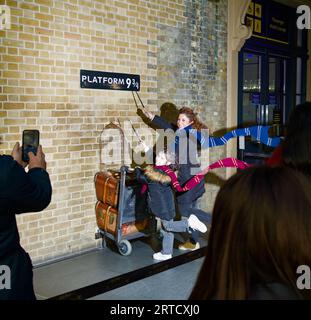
[251,93,260,104]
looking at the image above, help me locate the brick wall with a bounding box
[0,0,228,264]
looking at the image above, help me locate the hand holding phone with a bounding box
[22,130,40,163]
[28,145,46,171]
[11,142,27,168]
[12,141,46,171]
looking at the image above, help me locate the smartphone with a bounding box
[22,130,40,162]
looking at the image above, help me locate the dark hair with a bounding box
[179,107,208,131]
[286,102,311,136]
[190,166,311,300]
[282,102,311,175]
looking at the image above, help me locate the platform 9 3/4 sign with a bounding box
[80,70,140,91]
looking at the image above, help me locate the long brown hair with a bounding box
[190,166,311,300]
[179,107,208,131]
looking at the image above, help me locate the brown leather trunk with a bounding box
[95,201,149,236]
[121,219,149,236]
[95,201,118,235]
[94,171,119,208]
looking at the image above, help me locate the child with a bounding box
[135,149,207,261]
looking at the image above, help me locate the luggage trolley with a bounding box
[94,122,157,256]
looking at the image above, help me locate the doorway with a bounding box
[238,48,291,163]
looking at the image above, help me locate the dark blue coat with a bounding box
[135,167,175,221]
[0,155,52,300]
[151,115,205,204]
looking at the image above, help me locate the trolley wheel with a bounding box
[118,240,132,256]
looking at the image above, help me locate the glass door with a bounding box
[267,56,288,137]
[238,49,289,164]
[241,52,262,127]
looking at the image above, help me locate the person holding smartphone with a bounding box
[0,141,52,300]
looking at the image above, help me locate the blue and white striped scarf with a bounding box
[175,125,280,149]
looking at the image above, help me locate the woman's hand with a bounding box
[140,108,155,121]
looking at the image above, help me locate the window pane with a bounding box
[243,53,261,91]
[269,57,276,92]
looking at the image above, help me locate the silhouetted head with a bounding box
[286,102,311,136]
[190,166,311,300]
[282,102,311,175]
[159,102,179,125]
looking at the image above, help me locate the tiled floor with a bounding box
[33,234,206,300]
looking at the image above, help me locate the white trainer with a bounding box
[188,214,207,233]
[153,252,172,261]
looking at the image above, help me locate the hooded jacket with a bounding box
[135,166,175,221]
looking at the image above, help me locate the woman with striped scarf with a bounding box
[140,107,212,250]
[140,106,280,250]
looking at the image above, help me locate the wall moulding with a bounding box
[228,0,252,52]
[226,0,252,177]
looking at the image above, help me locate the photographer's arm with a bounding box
[6,144,52,214]
[8,164,52,214]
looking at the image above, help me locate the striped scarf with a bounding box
[154,157,251,192]
[176,125,280,148]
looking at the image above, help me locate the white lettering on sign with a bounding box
[80,70,140,90]
[82,76,126,85]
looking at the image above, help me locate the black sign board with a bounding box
[267,1,290,44]
[246,0,290,45]
[80,70,140,91]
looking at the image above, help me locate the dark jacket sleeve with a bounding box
[4,156,52,214]
[151,115,177,131]
[134,167,149,184]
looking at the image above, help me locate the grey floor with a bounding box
[33,234,206,300]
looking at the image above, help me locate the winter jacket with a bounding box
[0,155,52,300]
[135,166,175,221]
